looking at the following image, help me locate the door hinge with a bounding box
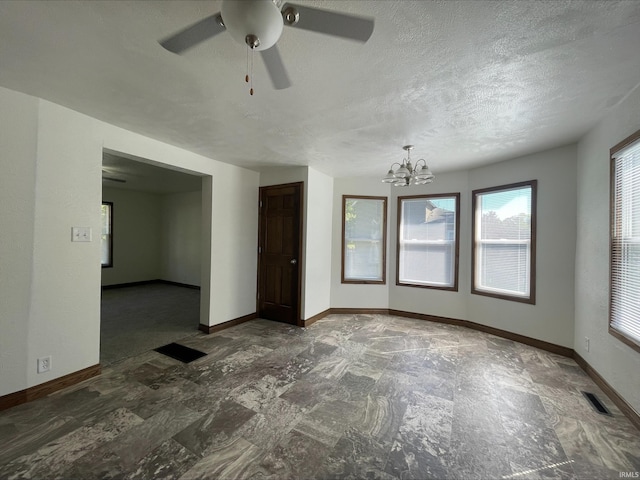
[258,246,262,254]
[259,200,263,208]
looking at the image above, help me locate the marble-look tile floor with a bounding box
[1,314,638,479]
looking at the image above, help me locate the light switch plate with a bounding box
[72,227,92,242]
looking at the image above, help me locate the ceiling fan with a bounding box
[159,0,374,90]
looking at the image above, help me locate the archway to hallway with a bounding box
[99,149,211,366]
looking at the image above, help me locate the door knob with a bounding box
[290,259,297,264]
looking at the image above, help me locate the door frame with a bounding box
[256,181,304,326]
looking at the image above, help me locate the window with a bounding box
[101,202,113,268]
[397,194,460,290]
[472,181,536,303]
[610,130,640,352]
[342,196,387,283]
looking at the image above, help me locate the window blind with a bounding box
[343,197,386,282]
[398,196,458,289]
[611,138,640,346]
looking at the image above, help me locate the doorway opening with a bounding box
[100,150,208,366]
[257,182,304,326]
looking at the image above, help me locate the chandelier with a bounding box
[382,145,435,186]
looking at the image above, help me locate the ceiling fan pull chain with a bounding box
[250,47,254,96]
[245,44,249,84]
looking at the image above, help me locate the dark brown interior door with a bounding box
[258,182,303,326]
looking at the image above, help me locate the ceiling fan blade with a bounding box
[260,45,292,90]
[159,12,225,54]
[282,3,374,43]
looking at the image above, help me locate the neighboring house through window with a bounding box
[101,202,112,268]
[610,129,640,352]
[397,194,460,290]
[472,181,536,303]
[342,196,387,284]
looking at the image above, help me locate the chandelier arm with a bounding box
[414,159,427,169]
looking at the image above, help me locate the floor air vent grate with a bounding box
[154,343,207,363]
[581,391,612,416]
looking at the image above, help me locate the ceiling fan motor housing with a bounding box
[159,0,374,91]
[221,0,284,51]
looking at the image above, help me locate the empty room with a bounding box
[0,1,639,479]
[100,154,204,366]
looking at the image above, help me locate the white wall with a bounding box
[330,177,391,309]
[200,176,213,328]
[466,145,577,346]
[259,167,307,189]
[388,170,472,320]
[0,88,38,396]
[207,161,258,322]
[161,190,202,286]
[304,168,333,319]
[332,145,577,348]
[101,188,162,286]
[0,87,259,396]
[27,98,104,388]
[575,86,640,414]
[101,188,202,287]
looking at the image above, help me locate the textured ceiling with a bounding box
[102,152,202,194]
[1,0,639,178]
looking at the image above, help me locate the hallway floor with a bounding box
[1,314,638,479]
[100,283,201,366]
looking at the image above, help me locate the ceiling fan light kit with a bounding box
[221,0,283,52]
[382,145,435,187]
[159,0,374,93]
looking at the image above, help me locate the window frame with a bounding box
[101,201,113,268]
[341,195,387,284]
[396,193,460,291]
[609,128,640,353]
[471,180,537,304]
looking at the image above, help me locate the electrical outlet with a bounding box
[37,356,52,373]
[585,337,590,352]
